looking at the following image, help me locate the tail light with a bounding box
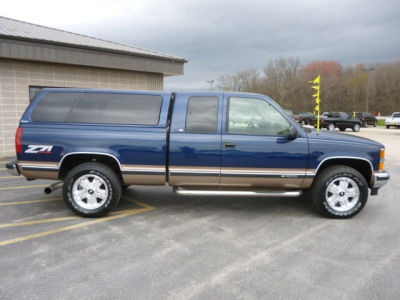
[15,126,23,154]
[379,148,385,170]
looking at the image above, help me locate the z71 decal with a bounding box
[25,145,54,154]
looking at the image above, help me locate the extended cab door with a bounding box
[220,95,309,188]
[168,93,223,187]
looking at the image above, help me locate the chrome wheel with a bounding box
[328,123,335,131]
[72,174,109,210]
[325,177,360,212]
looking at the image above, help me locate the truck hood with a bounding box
[306,129,383,148]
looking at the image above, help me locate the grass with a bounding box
[377,119,385,126]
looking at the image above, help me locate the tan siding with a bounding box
[147,73,164,90]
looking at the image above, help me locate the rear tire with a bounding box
[327,123,335,131]
[63,162,121,217]
[373,121,377,127]
[311,166,368,218]
[386,125,390,129]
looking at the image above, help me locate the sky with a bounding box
[1,0,399,90]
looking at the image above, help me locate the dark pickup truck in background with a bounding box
[355,112,377,127]
[311,112,362,132]
[296,112,315,125]
[6,89,389,219]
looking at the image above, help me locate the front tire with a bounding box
[386,125,390,129]
[311,166,368,218]
[352,123,360,132]
[63,162,122,217]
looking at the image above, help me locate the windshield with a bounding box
[393,113,400,118]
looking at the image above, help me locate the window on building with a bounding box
[29,86,45,102]
[29,86,67,102]
[227,97,290,136]
[185,96,219,134]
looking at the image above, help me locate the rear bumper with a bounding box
[5,161,20,176]
[371,170,389,189]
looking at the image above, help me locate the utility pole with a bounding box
[206,80,214,90]
[362,67,375,113]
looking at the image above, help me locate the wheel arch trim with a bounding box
[59,152,122,171]
[315,156,374,178]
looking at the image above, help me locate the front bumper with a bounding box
[5,161,20,176]
[371,170,390,189]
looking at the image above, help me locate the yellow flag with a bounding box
[311,85,320,91]
[310,74,321,133]
[313,75,320,84]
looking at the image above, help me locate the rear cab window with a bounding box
[185,96,219,134]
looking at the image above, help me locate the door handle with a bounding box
[224,142,236,148]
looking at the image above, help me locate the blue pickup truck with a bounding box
[6,89,389,218]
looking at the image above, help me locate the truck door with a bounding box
[220,95,309,188]
[168,93,223,187]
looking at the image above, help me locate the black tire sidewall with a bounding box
[63,164,120,217]
[313,168,368,218]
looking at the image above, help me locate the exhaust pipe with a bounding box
[44,182,63,194]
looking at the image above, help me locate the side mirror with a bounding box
[288,125,298,140]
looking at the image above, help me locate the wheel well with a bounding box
[59,154,122,180]
[316,158,372,185]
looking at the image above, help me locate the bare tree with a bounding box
[217,68,261,92]
[217,58,400,115]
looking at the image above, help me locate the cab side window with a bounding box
[227,97,290,136]
[185,96,219,134]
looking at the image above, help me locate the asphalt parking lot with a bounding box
[1,127,399,299]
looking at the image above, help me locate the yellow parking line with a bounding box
[0,176,22,180]
[0,198,62,206]
[0,216,79,228]
[0,207,154,247]
[0,208,147,228]
[0,195,156,247]
[122,195,156,210]
[0,184,48,191]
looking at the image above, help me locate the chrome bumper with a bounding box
[371,170,390,189]
[5,161,20,176]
